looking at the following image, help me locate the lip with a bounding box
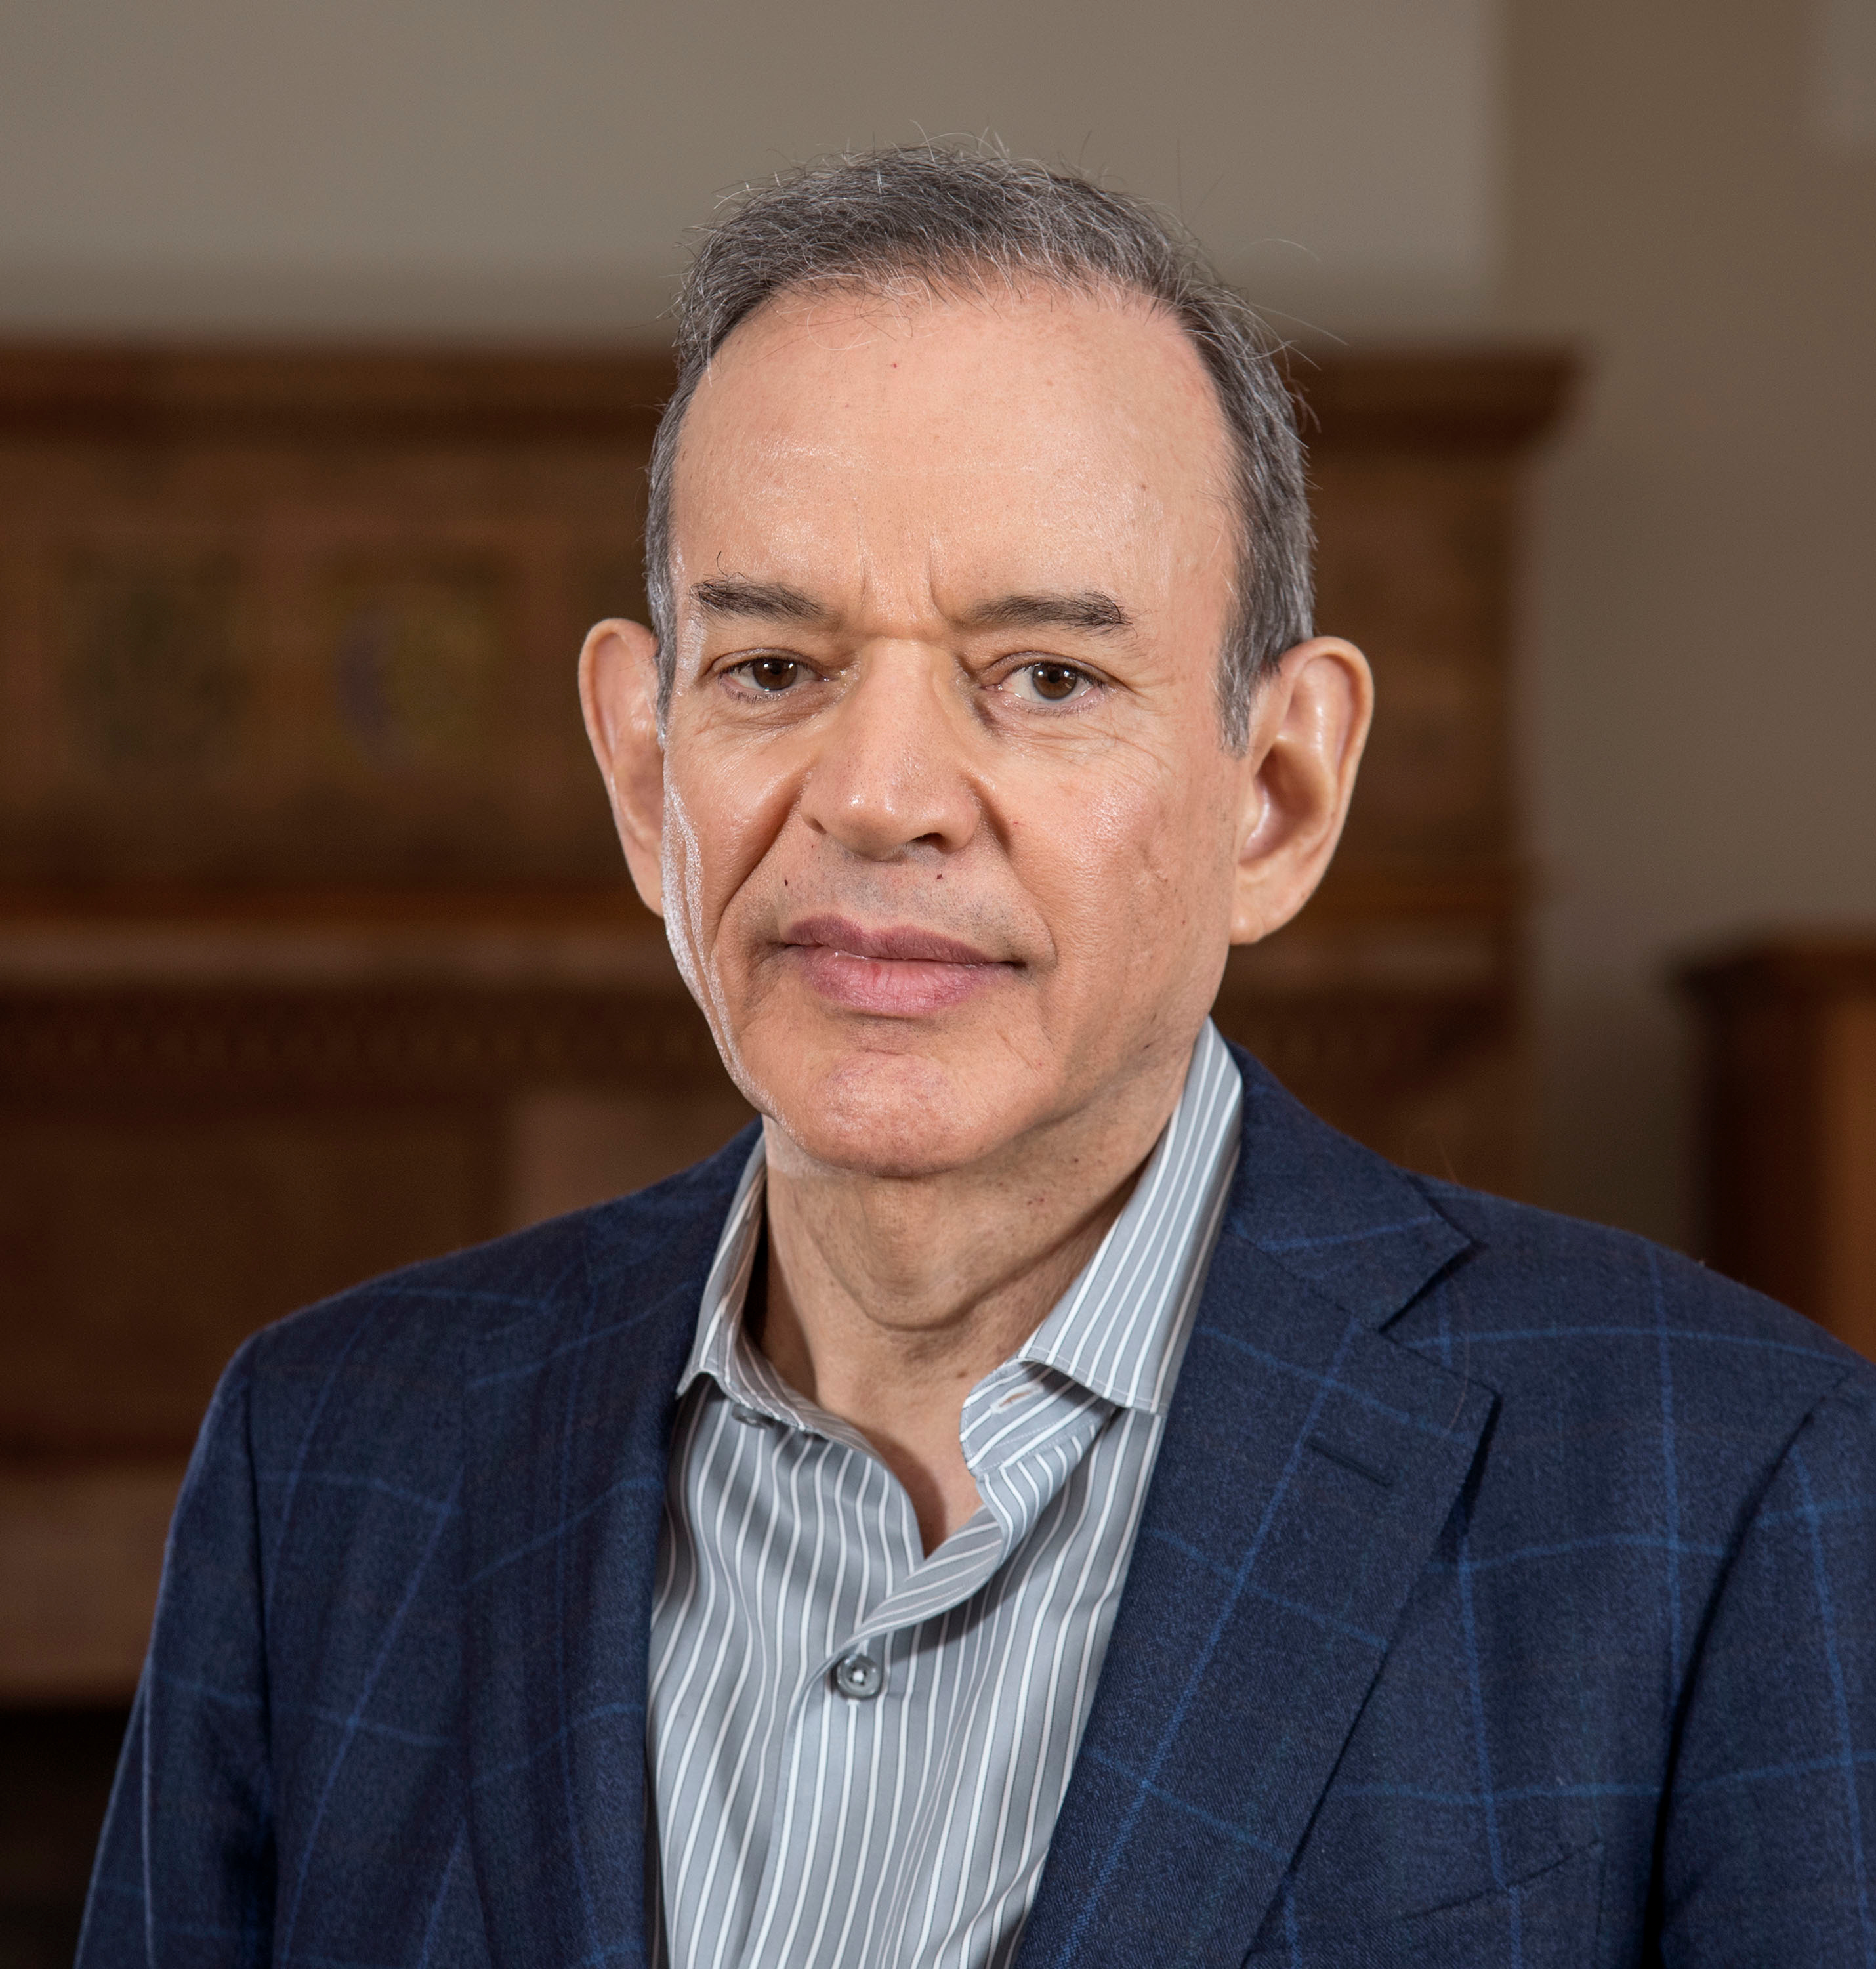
[778,912,1016,1015]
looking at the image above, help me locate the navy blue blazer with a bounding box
[81,1049,1876,1966]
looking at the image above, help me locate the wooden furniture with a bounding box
[0,341,1574,1701]
[1681,937,1876,1358]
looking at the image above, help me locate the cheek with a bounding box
[1015,742,1234,983]
[657,782,713,1003]
[662,735,802,949]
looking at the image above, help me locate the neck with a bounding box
[753,1048,1191,1552]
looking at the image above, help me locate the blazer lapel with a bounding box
[1020,1058,1495,1969]
[463,1135,755,1969]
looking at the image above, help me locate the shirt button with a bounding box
[730,1405,766,1426]
[831,1651,883,1701]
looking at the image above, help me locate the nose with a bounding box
[797,643,981,861]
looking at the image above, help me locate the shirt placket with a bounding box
[735,1365,1116,1962]
[734,1416,918,1966]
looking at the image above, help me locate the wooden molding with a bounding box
[0,339,1577,454]
[0,342,676,443]
[1293,345,1579,452]
[1680,933,1876,1003]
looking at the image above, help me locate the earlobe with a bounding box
[577,618,669,917]
[1228,636,1373,946]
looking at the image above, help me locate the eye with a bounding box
[732,655,804,693]
[1006,661,1094,706]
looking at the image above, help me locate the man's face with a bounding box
[640,284,1257,1178]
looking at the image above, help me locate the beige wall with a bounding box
[0,0,1497,335]
[1505,0,1876,1244]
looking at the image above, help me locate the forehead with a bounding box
[666,282,1237,605]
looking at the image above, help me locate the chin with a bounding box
[741,1030,1039,1180]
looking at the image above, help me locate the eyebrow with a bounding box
[687,579,1133,637]
[690,577,831,625]
[959,590,1133,635]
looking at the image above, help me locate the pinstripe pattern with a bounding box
[647,1022,1242,1969]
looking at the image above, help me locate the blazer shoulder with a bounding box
[1403,1172,1875,1427]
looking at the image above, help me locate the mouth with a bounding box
[778,912,1017,1016]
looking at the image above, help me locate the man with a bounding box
[83,149,1876,1968]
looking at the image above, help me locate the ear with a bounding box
[1229,636,1374,944]
[577,618,667,918]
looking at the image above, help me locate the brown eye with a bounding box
[741,656,801,692]
[1016,662,1089,704]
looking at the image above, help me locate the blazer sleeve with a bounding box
[77,1340,277,1968]
[1659,1373,1876,1964]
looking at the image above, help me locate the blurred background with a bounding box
[0,0,1871,1957]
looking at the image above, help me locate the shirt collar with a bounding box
[1016,1019,1241,1412]
[677,1019,1243,1420]
[677,1140,768,1403]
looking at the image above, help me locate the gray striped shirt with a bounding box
[648,1022,1243,1969]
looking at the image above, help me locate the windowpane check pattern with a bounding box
[648,1021,1243,1969]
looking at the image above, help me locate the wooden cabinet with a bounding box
[0,342,1572,1700]
[1217,350,1572,1196]
[1682,939,1876,1359]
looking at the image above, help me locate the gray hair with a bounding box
[644,144,1313,749]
